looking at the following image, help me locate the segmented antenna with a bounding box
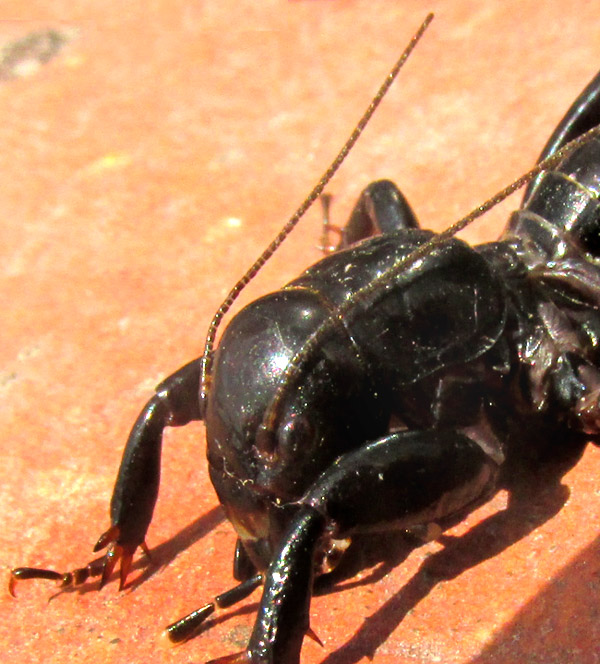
[258,122,600,439]
[199,13,435,406]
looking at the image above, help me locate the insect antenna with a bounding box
[259,122,600,441]
[199,13,435,406]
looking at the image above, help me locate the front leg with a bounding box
[10,359,202,594]
[210,429,499,664]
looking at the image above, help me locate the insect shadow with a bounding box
[470,533,600,663]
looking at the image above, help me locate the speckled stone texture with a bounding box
[1,2,599,664]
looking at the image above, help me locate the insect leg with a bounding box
[98,359,203,584]
[10,359,203,594]
[211,429,498,664]
[338,179,419,248]
[206,508,326,664]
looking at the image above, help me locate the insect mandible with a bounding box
[8,13,600,664]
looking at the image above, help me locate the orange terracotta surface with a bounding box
[1,2,599,664]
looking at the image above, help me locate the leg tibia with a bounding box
[109,359,202,548]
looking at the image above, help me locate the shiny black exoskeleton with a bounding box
[11,60,600,664]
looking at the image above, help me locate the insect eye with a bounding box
[279,415,314,460]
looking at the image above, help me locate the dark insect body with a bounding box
[10,16,600,664]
